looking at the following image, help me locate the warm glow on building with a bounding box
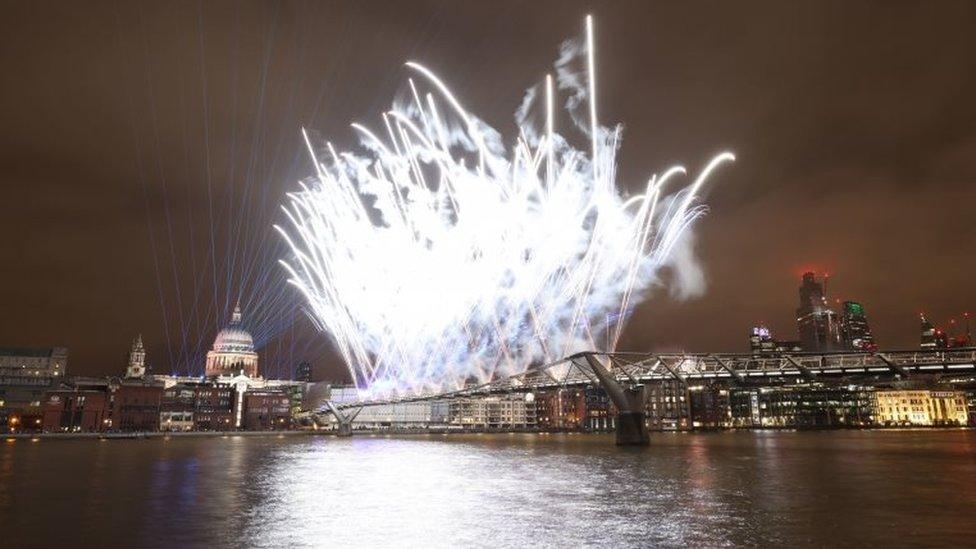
[873,390,969,426]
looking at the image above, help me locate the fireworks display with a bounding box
[277,17,734,395]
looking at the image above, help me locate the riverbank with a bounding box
[4,424,973,441]
[3,430,327,441]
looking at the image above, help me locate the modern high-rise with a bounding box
[795,272,841,352]
[840,301,876,351]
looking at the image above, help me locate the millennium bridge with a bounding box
[312,348,976,445]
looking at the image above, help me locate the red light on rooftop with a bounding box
[795,265,823,279]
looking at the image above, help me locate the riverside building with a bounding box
[1,347,68,432]
[873,390,969,426]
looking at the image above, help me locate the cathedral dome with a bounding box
[212,326,255,354]
[205,302,259,378]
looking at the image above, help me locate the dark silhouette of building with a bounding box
[920,314,953,349]
[295,361,313,382]
[840,301,876,351]
[921,315,938,348]
[109,383,163,432]
[796,272,841,351]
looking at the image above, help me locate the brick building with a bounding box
[242,391,292,430]
[109,383,164,432]
[41,390,107,432]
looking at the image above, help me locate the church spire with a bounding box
[126,334,147,378]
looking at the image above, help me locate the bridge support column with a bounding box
[580,353,649,446]
[616,410,648,446]
[326,401,361,438]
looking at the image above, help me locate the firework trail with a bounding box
[277,16,734,396]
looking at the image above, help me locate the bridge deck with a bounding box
[322,348,976,411]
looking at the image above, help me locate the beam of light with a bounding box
[277,17,734,397]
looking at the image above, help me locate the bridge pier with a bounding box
[580,353,649,446]
[325,401,361,438]
[615,410,649,446]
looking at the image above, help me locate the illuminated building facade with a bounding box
[749,326,776,354]
[642,383,877,429]
[732,385,875,428]
[447,395,536,429]
[687,384,731,428]
[534,389,586,429]
[160,383,236,431]
[584,387,613,430]
[840,301,876,351]
[205,303,259,378]
[644,380,690,430]
[749,325,802,355]
[874,390,969,426]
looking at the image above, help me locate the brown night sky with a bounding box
[1,1,975,379]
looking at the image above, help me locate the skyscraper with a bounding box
[795,272,841,352]
[840,301,876,351]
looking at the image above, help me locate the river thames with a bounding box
[2,430,975,547]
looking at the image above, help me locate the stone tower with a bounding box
[125,334,147,378]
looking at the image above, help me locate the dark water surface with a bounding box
[2,430,975,547]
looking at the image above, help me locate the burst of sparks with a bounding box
[276,16,734,396]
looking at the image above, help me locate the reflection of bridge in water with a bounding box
[314,348,976,445]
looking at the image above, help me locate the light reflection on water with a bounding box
[2,431,976,547]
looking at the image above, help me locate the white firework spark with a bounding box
[276,16,734,396]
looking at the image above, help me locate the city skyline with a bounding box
[2,1,975,378]
[2,4,976,547]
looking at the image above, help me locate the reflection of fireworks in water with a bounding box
[277,16,734,395]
